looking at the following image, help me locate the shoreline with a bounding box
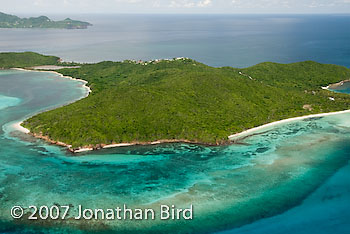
[11,67,92,95]
[328,80,350,89]
[228,109,350,142]
[9,67,91,151]
[24,133,224,153]
[10,68,222,152]
[9,68,350,153]
[74,109,350,153]
[323,80,350,90]
[16,109,350,154]
[11,121,30,134]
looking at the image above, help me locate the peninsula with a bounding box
[0,12,92,29]
[1,52,350,152]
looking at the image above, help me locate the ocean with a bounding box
[0,14,350,233]
[1,14,350,68]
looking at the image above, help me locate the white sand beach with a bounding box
[32,65,81,70]
[12,68,92,95]
[74,147,94,153]
[228,109,350,141]
[10,121,30,133]
[8,68,92,149]
[103,143,133,148]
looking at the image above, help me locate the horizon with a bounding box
[3,11,350,20]
[4,12,350,15]
[2,0,350,15]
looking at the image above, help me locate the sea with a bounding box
[1,14,350,67]
[0,14,350,233]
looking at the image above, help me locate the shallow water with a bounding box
[0,95,21,111]
[0,70,349,233]
[220,160,350,234]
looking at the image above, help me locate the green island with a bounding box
[1,52,350,150]
[0,12,92,29]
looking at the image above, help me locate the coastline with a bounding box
[10,67,225,153]
[10,69,350,153]
[9,67,91,151]
[11,121,30,134]
[228,109,350,142]
[11,68,92,94]
[16,109,350,153]
[328,80,350,89]
[22,133,221,153]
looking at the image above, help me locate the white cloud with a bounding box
[169,0,212,8]
[2,0,350,14]
[228,0,349,9]
[115,0,143,3]
[198,0,212,7]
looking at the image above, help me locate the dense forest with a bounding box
[2,52,349,149]
[0,52,59,68]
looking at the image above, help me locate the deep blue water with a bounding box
[1,14,350,68]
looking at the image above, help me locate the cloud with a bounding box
[228,0,350,9]
[2,0,350,14]
[230,0,291,9]
[198,0,212,7]
[114,0,143,3]
[169,0,212,8]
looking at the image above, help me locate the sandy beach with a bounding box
[32,65,81,70]
[12,68,92,95]
[328,80,350,89]
[228,109,350,141]
[11,121,30,133]
[9,68,91,149]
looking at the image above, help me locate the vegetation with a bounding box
[0,52,60,68]
[0,12,92,29]
[12,53,349,149]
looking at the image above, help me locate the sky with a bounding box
[2,0,350,14]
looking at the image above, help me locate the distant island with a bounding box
[0,12,92,29]
[1,52,350,152]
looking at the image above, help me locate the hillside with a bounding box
[0,12,92,29]
[0,52,60,68]
[11,54,350,149]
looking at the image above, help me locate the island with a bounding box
[0,12,92,29]
[1,52,350,152]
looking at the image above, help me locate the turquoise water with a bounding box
[0,95,21,111]
[1,14,350,68]
[221,160,350,234]
[0,70,349,233]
